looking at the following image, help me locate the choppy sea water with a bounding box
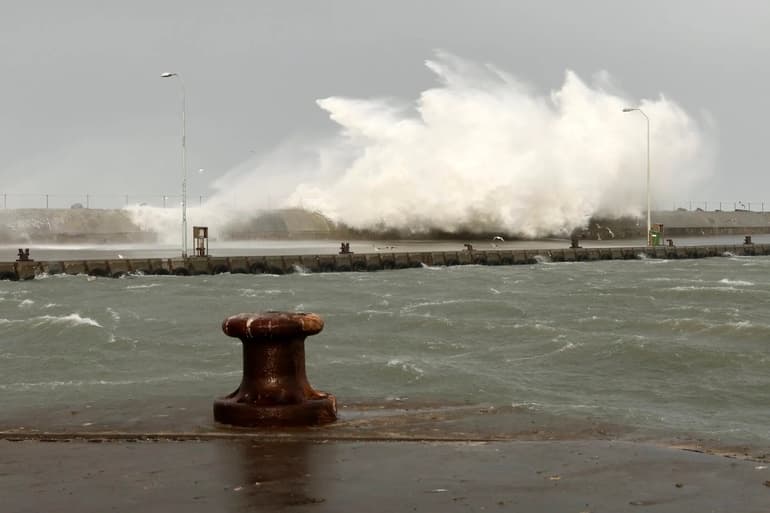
[1,255,769,445]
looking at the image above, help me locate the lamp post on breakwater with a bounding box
[161,72,188,257]
[623,107,651,246]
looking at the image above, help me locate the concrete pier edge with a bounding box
[1,243,765,280]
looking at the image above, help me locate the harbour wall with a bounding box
[0,208,156,244]
[2,243,766,280]
[5,208,770,243]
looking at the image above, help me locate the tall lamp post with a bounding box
[623,107,651,246]
[161,72,188,257]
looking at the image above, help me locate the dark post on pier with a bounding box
[15,248,32,262]
[214,311,337,427]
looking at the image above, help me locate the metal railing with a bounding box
[0,193,767,214]
[0,193,208,210]
[670,201,767,213]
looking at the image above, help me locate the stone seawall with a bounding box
[2,243,765,280]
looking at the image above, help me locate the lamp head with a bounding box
[622,108,636,112]
[160,72,177,78]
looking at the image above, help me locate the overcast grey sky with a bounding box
[1,0,768,208]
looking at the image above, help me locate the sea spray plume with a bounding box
[125,140,346,243]
[125,139,345,242]
[128,52,712,240]
[286,52,711,237]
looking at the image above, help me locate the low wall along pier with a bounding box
[1,244,768,280]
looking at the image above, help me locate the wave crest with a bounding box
[34,313,102,328]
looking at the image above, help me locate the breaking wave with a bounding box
[33,313,102,328]
[129,52,712,240]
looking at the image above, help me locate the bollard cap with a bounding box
[222,311,324,340]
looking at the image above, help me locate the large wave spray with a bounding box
[134,52,713,239]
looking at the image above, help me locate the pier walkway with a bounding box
[2,243,767,280]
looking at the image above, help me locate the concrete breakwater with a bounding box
[5,207,770,244]
[0,208,338,243]
[1,243,766,280]
[0,208,156,244]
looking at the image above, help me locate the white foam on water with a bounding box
[33,313,102,328]
[356,309,394,317]
[657,317,711,330]
[667,285,741,293]
[719,278,755,286]
[505,342,577,363]
[239,288,294,297]
[510,402,541,410]
[386,358,425,379]
[18,299,34,308]
[0,378,153,391]
[401,298,487,312]
[511,322,559,333]
[34,272,86,280]
[0,368,244,391]
[125,283,162,290]
[634,252,670,264]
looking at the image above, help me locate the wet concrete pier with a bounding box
[0,243,767,280]
[2,399,769,513]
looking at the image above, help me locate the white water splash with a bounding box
[291,264,311,275]
[386,358,425,378]
[284,52,712,236]
[131,52,713,239]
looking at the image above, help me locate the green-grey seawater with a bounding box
[2,256,769,444]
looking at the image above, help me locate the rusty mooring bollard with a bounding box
[214,311,337,427]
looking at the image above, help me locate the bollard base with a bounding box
[213,395,337,427]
